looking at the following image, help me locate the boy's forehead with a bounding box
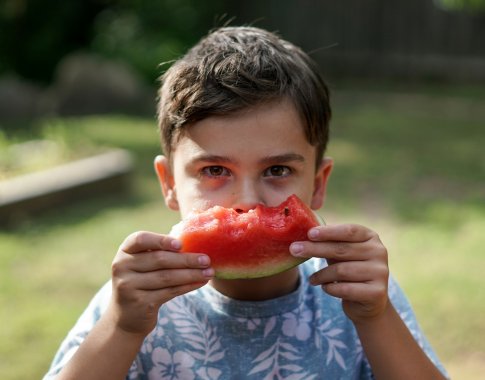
[167,97,309,157]
[182,99,302,138]
[171,99,317,166]
[179,98,304,136]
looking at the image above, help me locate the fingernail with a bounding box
[202,268,214,277]
[308,228,319,239]
[198,255,210,266]
[171,239,182,250]
[290,242,304,256]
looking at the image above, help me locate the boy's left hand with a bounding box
[290,224,389,324]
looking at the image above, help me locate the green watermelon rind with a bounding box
[214,256,310,279]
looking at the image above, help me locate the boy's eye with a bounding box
[202,166,230,177]
[264,165,291,177]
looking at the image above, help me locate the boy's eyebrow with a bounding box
[259,153,306,165]
[188,154,236,165]
[189,153,305,166]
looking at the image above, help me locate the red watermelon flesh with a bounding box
[171,194,320,279]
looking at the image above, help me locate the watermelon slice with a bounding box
[171,195,320,279]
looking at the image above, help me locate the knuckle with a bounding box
[377,262,389,278]
[113,278,131,295]
[334,242,347,256]
[157,234,172,250]
[369,232,385,250]
[156,270,169,284]
[111,259,124,277]
[347,224,359,237]
[336,282,351,297]
[380,246,389,260]
[373,245,388,263]
[188,254,203,268]
[334,264,349,278]
[132,231,147,247]
[120,231,147,252]
[154,252,171,268]
[370,284,387,299]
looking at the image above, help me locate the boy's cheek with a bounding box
[178,197,218,219]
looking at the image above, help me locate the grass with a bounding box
[1,83,484,379]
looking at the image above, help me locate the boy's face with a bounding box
[155,98,333,219]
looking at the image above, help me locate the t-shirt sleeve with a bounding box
[388,275,450,379]
[42,281,112,380]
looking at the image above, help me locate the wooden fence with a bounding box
[227,0,485,82]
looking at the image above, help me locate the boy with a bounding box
[44,26,448,379]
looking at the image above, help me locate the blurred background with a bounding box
[1,0,484,379]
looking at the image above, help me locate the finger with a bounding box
[290,240,380,261]
[322,281,387,303]
[149,281,210,305]
[113,250,211,275]
[135,268,215,290]
[307,224,376,243]
[125,281,210,310]
[120,231,181,254]
[309,261,388,285]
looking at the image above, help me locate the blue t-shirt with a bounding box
[44,258,448,379]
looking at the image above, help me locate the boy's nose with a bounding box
[231,180,263,213]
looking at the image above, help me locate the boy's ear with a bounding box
[310,157,333,210]
[154,155,179,211]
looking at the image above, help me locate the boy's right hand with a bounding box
[107,231,214,337]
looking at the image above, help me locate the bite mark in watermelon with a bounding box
[171,195,320,279]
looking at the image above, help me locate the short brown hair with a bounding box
[157,26,331,167]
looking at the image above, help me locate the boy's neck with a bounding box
[209,267,300,301]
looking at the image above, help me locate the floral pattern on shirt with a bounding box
[43,259,449,380]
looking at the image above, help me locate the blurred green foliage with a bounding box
[0,0,225,84]
[0,0,107,82]
[437,0,485,11]
[90,0,226,84]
